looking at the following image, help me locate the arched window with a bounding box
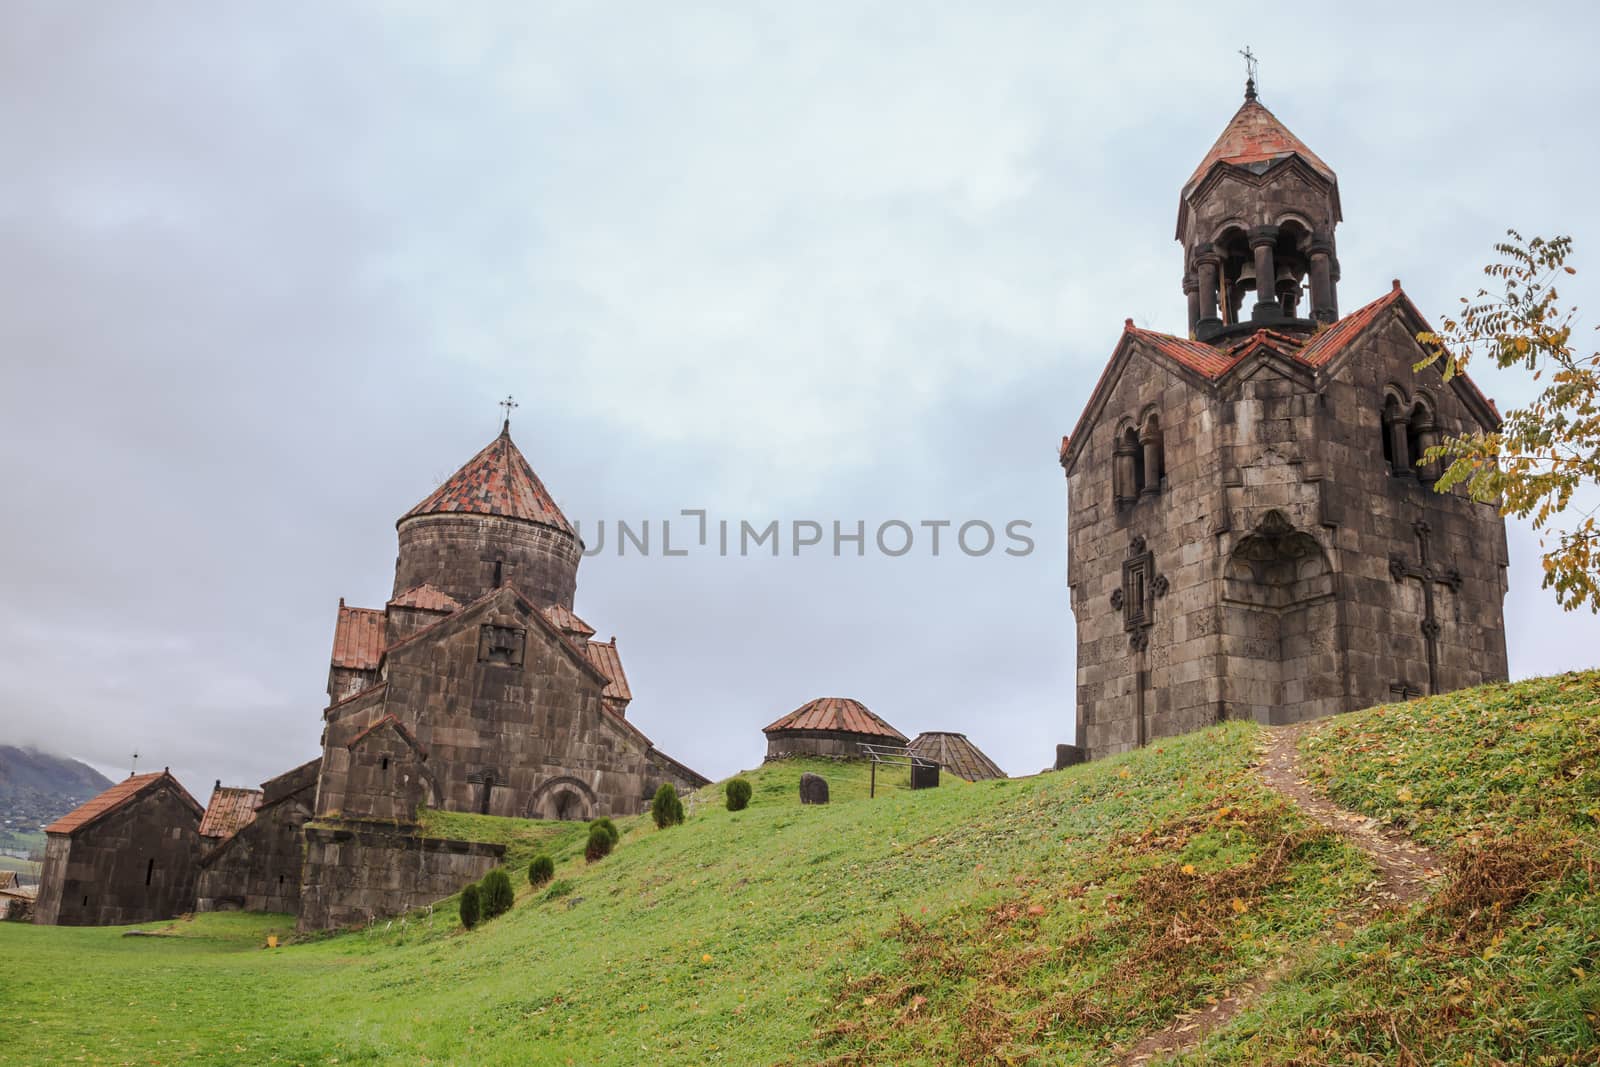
[1139,414,1164,495]
[1407,399,1437,481]
[1382,394,1408,476]
[1114,425,1142,506]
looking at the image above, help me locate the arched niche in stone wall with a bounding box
[527,775,597,822]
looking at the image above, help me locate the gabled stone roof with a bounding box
[543,604,596,638]
[401,424,574,534]
[44,771,202,836]
[1061,285,1500,473]
[763,697,907,742]
[199,786,261,840]
[1184,97,1334,197]
[388,584,461,613]
[584,638,632,705]
[331,602,384,671]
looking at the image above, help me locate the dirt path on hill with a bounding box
[1108,723,1443,1067]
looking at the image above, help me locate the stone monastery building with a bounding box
[316,420,708,824]
[1059,80,1509,762]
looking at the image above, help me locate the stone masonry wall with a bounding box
[195,791,313,914]
[297,823,505,931]
[1067,302,1508,760]
[33,788,201,926]
[393,514,580,612]
[316,589,703,824]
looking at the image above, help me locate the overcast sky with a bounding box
[2,3,1597,801]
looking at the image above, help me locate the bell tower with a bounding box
[1178,74,1342,341]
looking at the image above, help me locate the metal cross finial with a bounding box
[130,751,139,776]
[499,395,518,428]
[1240,46,1259,100]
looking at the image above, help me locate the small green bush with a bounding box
[459,883,481,929]
[585,824,614,862]
[587,817,620,846]
[528,854,555,887]
[480,868,515,920]
[652,783,685,829]
[725,777,752,812]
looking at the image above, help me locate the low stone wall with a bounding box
[297,822,505,931]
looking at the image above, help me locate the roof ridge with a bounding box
[401,428,574,533]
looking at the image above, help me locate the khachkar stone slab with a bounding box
[799,773,829,805]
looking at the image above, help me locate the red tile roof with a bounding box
[1299,286,1405,367]
[402,425,574,534]
[388,584,461,613]
[584,638,632,704]
[44,771,202,836]
[1185,98,1334,195]
[1125,323,1239,378]
[543,604,596,638]
[763,697,907,742]
[331,603,384,670]
[908,732,1006,782]
[199,786,261,839]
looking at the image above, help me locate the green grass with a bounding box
[1184,670,1600,1066]
[1,677,1596,1065]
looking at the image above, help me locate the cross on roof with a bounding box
[1239,46,1259,100]
[499,395,518,428]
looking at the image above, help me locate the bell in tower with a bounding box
[1178,72,1341,341]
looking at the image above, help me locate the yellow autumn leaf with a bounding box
[1181,864,1197,876]
[1230,898,1248,915]
[1396,786,1415,802]
[1118,768,1131,779]
[701,954,712,963]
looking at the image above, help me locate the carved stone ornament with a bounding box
[1109,588,1124,610]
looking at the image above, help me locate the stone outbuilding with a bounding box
[34,770,203,926]
[762,697,907,761]
[907,732,1006,782]
[196,758,319,914]
[1059,78,1508,762]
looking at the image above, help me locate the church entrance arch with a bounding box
[1221,511,1338,724]
[528,776,597,822]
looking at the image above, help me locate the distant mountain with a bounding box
[0,746,115,833]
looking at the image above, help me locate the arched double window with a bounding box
[1113,412,1165,507]
[1381,389,1438,481]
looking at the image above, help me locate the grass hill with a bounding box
[1,672,1597,1065]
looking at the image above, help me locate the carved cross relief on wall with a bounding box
[1108,534,1168,651]
[1388,520,1461,696]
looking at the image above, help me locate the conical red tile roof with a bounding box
[402,424,574,534]
[762,697,906,742]
[1185,98,1334,196]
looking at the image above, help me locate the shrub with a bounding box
[652,783,685,829]
[459,883,481,929]
[725,777,752,812]
[480,868,515,920]
[528,854,555,887]
[543,878,574,901]
[588,817,620,847]
[585,824,614,862]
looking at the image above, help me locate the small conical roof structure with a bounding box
[1183,97,1334,197]
[907,731,1006,782]
[401,422,573,534]
[763,697,906,742]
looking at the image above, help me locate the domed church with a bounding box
[1059,76,1510,762]
[314,418,707,825]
